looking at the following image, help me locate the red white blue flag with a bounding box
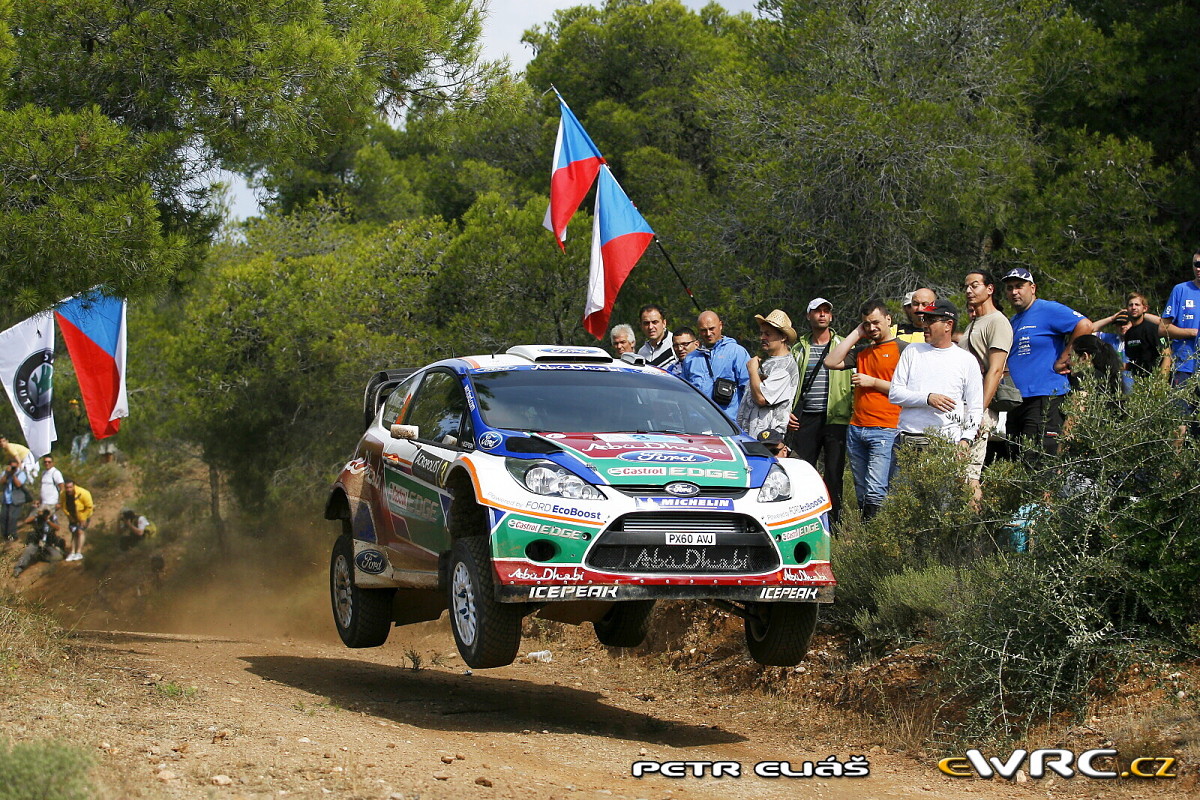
[543,94,605,250]
[583,165,655,339]
[55,290,128,439]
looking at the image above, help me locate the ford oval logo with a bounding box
[355,550,387,574]
[665,481,701,497]
[477,431,503,450]
[617,451,714,464]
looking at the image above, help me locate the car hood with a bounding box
[541,432,754,488]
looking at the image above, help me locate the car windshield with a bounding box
[469,367,739,436]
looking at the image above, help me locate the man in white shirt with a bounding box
[889,300,984,459]
[38,454,65,512]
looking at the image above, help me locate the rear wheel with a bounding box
[330,532,394,648]
[447,536,523,668]
[744,602,818,666]
[593,601,655,648]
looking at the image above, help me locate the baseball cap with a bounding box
[916,298,960,321]
[757,429,785,446]
[1002,267,1034,283]
[902,292,916,306]
[806,297,833,313]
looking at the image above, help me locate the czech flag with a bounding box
[55,290,128,438]
[583,165,655,339]
[543,94,605,250]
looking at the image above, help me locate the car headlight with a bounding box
[757,463,792,503]
[506,458,604,500]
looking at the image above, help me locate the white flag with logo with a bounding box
[0,312,57,458]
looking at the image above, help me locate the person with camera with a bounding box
[680,310,750,420]
[1092,292,1166,385]
[2,456,30,542]
[58,479,94,562]
[12,507,66,577]
[825,299,908,521]
[118,508,157,550]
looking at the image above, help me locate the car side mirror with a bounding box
[390,424,419,440]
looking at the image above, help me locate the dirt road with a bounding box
[4,617,1187,800]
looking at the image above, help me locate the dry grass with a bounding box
[0,596,68,681]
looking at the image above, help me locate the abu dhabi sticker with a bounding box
[477,431,503,450]
[13,349,53,421]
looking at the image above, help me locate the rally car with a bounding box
[325,345,835,669]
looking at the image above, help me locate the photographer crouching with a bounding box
[12,507,66,577]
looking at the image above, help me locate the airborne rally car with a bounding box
[325,345,835,669]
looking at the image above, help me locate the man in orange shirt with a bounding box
[825,299,908,520]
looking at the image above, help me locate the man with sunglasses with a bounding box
[889,300,983,458]
[667,327,699,379]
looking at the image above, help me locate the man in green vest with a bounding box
[787,298,854,527]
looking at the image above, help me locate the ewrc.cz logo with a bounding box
[938,749,1177,779]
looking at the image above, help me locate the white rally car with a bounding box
[325,345,835,668]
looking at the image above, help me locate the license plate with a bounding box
[665,532,716,546]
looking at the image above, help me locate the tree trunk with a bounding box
[209,463,227,556]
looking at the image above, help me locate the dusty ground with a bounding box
[1,495,1195,799]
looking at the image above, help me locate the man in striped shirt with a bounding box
[637,304,677,368]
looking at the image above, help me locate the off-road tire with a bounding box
[743,602,818,666]
[330,532,394,648]
[447,536,523,668]
[593,600,655,648]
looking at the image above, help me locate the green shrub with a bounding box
[0,738,93,800]
[853,563,966,644]
[829,375,1200,740]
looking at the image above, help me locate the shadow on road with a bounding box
[241,654,745,747]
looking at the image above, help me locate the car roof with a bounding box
[426,345,660,376]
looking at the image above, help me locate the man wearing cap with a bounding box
[738,310,801,439]
[787,298,852,525]
[898,292,920,336]
[636,305,677,369]
[1003,268,1091,457]
[889,299,983,456]
[682,310,751,420]
[825,299,908,521]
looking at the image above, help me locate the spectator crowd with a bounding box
[608,253,1200,526]
[1,437,155,578]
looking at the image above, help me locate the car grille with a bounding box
[610,484,747,499]
[586,512,778,575]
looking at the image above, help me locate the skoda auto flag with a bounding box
[0,313,57,457]
[543,94,606,250]
[55,290,128,438]
[583,165,655,339]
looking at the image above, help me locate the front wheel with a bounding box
[744,602,818,666]
[446,537,523,669]
[330,533,394,648]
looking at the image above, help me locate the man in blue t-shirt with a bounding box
[681,310,751,420]
[1161,252,1200,434]
[1003,268,1092,457]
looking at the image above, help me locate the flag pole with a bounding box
[653,238,702,312]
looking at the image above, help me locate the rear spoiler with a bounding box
[363,369,418,430]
